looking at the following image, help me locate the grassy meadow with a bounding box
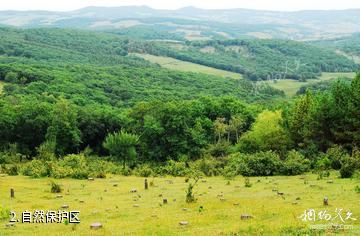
[1,173,359,235]
[134,53,243,79]
[265,72,356,97]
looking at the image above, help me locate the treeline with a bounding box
[134,39,359,80]
[1,74,359,178]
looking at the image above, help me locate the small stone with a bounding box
[272,189,278,192]
[182,208,188,211]
[61,205,69,209]
[217,194,223,197]
[158,194,163,197]
[88,178,94,181]
[104,189,107,192]
[56,195,63,198]
[130,188,137,193]
[151,215,157,218]
[105,208,111,212]
[79,200,85,203]
[163,199,168,204]
[292,202,298,205]
[179,221,189,226]
[133,204,140,208]
[90,222,102,230]
[113,184,118,187]
[296,197,301,200]
[220,198,226,202]
[241,214,253,220]
[201,180,207,183]
[277,192,284,196]
[233,203,240,206]
[208,186,212,189]
[327,180,334,184]
[0,174,7,177]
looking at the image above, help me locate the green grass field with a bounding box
[134,54,243,79]
[265,72,356,97]
[1,173,359,235]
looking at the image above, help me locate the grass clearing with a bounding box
[134,53,243,79]
[1,173,359,235]
[265,72,356,97]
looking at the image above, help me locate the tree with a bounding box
[238,110,291,156]
[103,131,139,167]
[46,99,81,156]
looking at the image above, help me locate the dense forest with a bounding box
[0,27,359,180]
[135,39,359,80]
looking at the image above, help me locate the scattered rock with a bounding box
[113,184,118,187]
[0,174,7,177]
[182,208,188,211]
[179,221,189,226]
[327,180,334,184]
[241,214,253,220]
[130,188,137,193]
[296,197,301,200]
[79,200,85,203]
[151,215,157,218]
[90,222,102,230]
[104,189,107,192]
[208,186,212,189]
[163,199,168,204]
[272,189,278,192]
[56,195,63,199]
[217,194,223,198]
[233,203,239,206]
[220,198,226,202]
[61,205,69,209]
[292,202,298,205]
[277,192,284,196]
[201,179,207,183]
[88,178,94,181]
[133,204,140,208]
[158,194,163,197]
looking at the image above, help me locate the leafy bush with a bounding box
[226,151,282,176]
[340,149,360,178]
[5,164,19,176]
[21,160,49,178]
[59,154,89,179]
[134,164,153,177]
[325,145,348,170]
[0,205,10,220]
[50,181,62,193]
[190,157,223,176]
[280,150,310,175]
[161,160,189,177]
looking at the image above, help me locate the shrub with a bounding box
[190,157,223,176]
[36,141,56,161]
[355,186,360,193]
[340,149,360,178]
[281,150,310,175]
[325,145,348,170]
[21,160,49,178]
[5,164,19,176]
[50,181,62,193]
[134,164,153,177]
[60,154,89,179]
[49,163,72,179]
[207,141,232,157]
[227,151,282,176]
[244,177,252,187]
[0,205,10,220]
[161,160,189,176]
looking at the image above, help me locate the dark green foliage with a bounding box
[280,150,310,175]
[340,149,360,178]
[50,181,62,193]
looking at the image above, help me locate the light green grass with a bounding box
[266,72,356,97]
[1,173,359,235]
[134,53,243,79]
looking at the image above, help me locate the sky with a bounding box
[1,0,360,12]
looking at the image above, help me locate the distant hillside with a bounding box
[134,39,359,80]
[1,6,360,40]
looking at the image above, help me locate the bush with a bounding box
[50,181,62,193]
[5,164,19,176]
[207,141,232,157]
[49,163,72,179]
[59,154,89,179]
[325,145,348,170]
[161,160,189,176]
[21,160,49,178]
[0,205,10,220]
[134,164,153,177]
[340,149,360,178]
[190,157,223,176]
[280,150,310,175]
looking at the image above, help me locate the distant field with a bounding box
[1,173,359,235]
[134,54,243,79]
[265,72,356,97]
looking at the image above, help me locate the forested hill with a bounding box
[0,27,284,107]
[136,39,359,80]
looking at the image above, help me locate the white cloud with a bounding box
[1,0,360,11]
